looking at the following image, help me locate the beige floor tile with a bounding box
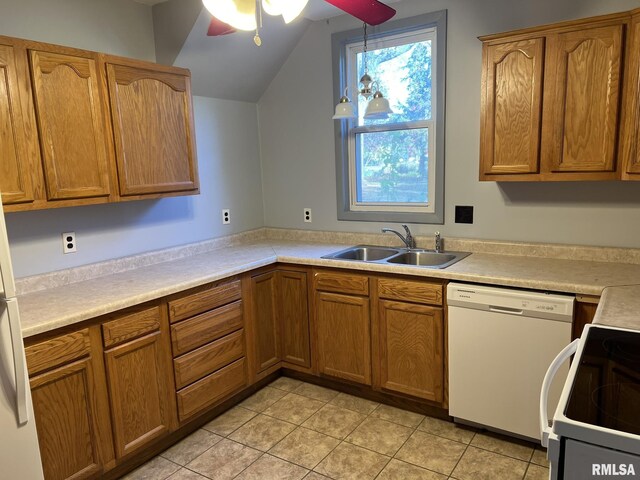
[263,393,325,424]
[452,446,528,480]
[471,432,534,461]
[346,417,413,456]
[314,442,390,480]
[166,468,210,480]
[236,454,309,480]
[203,406,257,436]
[122,456,181,480]
[304,473,331,480]
[395,430,466,476]
[370,404,425,428]
[294,382,339,402]
[531,447,550,467]
[329,392,379,415]
[186,439,261,480]
[161,429,222,465]
[229,414,296,451]
[377,459,447,480]
[269,427,340,469]
[418,416,476,444]
[239,387,287,412]
[302,403,367,439]
[269,376,303,392]
[525,463,550,480]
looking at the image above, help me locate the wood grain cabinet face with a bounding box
[106,63,199,196]
[104,331,175,459]
[542,25,624,174]
[26,328,114,480]
[621,13,640,179]
[378,300,443,402]
[0,42,39,205]
[315,291,371,385]
[480,38,545,176]
[278,270,311,368]
[250,272,281,373]
[29,50,112,200]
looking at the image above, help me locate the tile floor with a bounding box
[122,377,550,480]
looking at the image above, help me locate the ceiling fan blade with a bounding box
[207,17,237,36]
[323,0,396,26]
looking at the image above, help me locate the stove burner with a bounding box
[590,383,640,435]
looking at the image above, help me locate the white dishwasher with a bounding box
[447,282,574,441]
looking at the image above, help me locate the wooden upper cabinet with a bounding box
[620,12,640,179]
[479,12,630,181]
[106,61,199,196]
[29,49,112,200]
[542,25,623,176]
[480,38,544,177]
[0,41,40,206]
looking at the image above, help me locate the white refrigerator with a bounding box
[0,202,44,479]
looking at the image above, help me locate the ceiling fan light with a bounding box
[261,0,308,23]
[203,0,257,31]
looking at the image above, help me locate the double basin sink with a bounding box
[322,245,470,269]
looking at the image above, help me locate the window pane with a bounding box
[356,40,432,126]
[356,128,429,204]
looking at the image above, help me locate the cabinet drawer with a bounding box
[378,278,443,306]
[171,300,243,356]
[177,358,246,422]
[102,306,161,348]
[26,329,91,376]
[314,271,369,295]
[174,330,245,389]
[169,280,241,323]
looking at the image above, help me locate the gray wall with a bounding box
[258,0,640,248]
[2,0,265,277]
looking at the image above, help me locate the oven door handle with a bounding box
[540,339,579,448]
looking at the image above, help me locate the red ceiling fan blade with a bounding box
[324,0,396,26]
[207,17,237,36]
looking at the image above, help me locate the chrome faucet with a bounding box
[382,224,416,249]
[434,231,443,253]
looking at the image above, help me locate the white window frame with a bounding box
[345,27,437,214]
[332,11,447,224]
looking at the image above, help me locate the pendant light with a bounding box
[333,88,356,119]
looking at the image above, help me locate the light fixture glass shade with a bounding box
[333,97,356,120]
[364,92,393,119]
[203,0,256,31]
[262,0,308,23]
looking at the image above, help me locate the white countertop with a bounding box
[18,240,640,338]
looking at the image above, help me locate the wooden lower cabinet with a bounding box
[315,291,371,385]
[278,270,310,368]
[377,299,444,402]
[250,271,281,373]
[104,331,176,459]
[27,327,114,480]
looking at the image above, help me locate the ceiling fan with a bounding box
[204,0,397,42]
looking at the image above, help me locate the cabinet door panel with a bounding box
[378,300,443,402]
[0,43,38,205]
[278,270,311,367]
[481,38,544,175]
[106,64,198,195]
[105,332,174,459]
[29,50,111,200]
[316,292,371,385]
[250,272,280,373]
[543,25,623,173]
[30,359,105,480]
[621,14,640,178]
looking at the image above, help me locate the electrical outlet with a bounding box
[222,209,231,225]
[304,208,312,223]
[62,232,76,254]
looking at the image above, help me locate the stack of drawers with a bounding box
[168,279,247,422]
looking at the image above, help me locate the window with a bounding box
[332,11,446,224]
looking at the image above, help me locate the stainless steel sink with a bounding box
[323,245,400,261]
[386,250,470,268]
[322,245,470,269]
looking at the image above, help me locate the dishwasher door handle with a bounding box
[488,305,523,315]
[540,339,579,448]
